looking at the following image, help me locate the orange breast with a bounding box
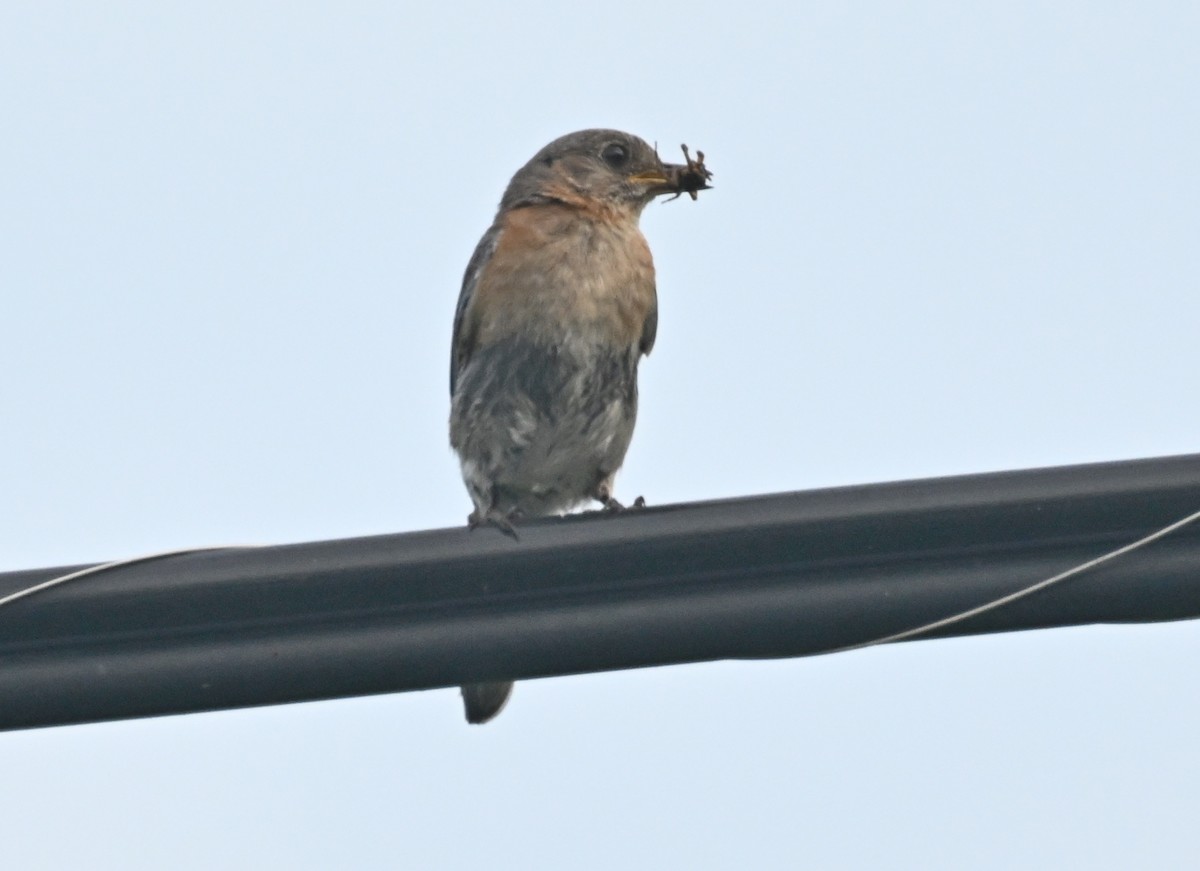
[470,203,656,349]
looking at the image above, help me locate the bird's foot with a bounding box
[467,508,521,541]
[595,493,647,512]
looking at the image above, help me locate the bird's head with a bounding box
[500,129,711,215]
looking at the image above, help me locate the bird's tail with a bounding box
[461,681,514,724]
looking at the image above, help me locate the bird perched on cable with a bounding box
[449,128,711,724]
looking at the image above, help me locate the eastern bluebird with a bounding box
[449,129,710,724]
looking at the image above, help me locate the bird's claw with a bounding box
[596,494,648,512]
[467,509,521,541]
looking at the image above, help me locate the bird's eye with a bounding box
[601,143,629,167]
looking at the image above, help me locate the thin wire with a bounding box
[0,545,257,611]
[826,505,1200,655]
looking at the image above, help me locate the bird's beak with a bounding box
[628,169,674,196]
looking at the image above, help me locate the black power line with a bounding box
[2,453,1199,732]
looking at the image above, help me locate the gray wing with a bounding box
[450,224,502,396]
[639,288,659,356]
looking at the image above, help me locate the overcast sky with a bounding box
[3,3,1199,868]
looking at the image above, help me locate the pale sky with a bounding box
[2,3,1199,868]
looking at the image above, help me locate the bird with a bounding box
[449,128,710,724]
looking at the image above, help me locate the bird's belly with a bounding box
[450,336,639,515]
